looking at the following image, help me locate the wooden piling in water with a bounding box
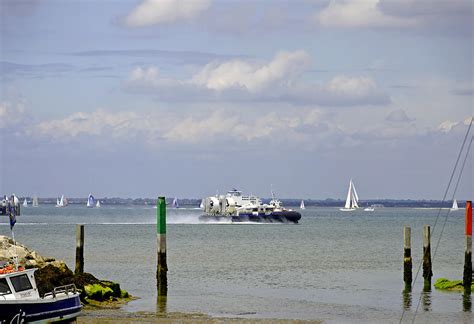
[423,225,432,289]
[75,224,84,275]
[157,197,168,295]
[403,226,412,289]
[464,200,472,291]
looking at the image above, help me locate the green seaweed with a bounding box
[84,283,114,301]
[120,289,129,298]
[434,278,474,291]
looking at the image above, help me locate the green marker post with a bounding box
[157,196,167,297]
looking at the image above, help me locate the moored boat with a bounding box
[199,189,301,223]
[0,265,81,323]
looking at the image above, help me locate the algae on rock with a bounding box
[434,278,474,291]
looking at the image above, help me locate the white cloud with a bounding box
[192,50,311,92]
[126,50,390,106]
[438,116,473,133]
[33,110,145,140]
[125,0,212,26]
[0,101,25,128]
[29,107,333,149]
[316,0,418,28]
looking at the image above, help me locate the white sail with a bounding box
[344,180,352,209]
[96,200,101,207]
[199,199,204,209]
[56,198,60,207]
[172,197,179,208]
[300,200,305,209]
[32,196,39,207]
[451,199,459,210]
[59,195,64,207]
[351,181,359,208]
[87,194,94,207]
[351,181,359,205]
[23,198,28,207]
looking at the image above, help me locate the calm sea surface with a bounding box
[1,205,472,323]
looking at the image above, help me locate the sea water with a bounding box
[1,205,472,323]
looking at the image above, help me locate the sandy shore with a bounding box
[77,308,322,323]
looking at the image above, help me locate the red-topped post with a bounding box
[464,201,472,290]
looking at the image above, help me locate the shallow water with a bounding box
[1,205,471,322]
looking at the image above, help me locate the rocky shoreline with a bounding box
[0,235,133,307]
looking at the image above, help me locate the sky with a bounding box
[0,0,472,200]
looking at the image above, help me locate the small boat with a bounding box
[300,200,305,210]
[364,206,375,212]
[86,194,95,208]
[32,196,39,207]
[172,197,179,208]
[451,199,459,211]
[340,179,359,211]
[22,198,28,207]
[0,265,81,322]
[96,200,101,208]
[199,199,204,209]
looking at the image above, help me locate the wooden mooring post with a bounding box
[157,197,168,296]
[423,225,432,289]
[403,226,412,289]
[464,200,472,291]
[75,224,84,275]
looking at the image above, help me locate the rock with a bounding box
[35,264,74,296]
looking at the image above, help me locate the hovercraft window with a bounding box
[0,278,11,294]
[10,274,33,292]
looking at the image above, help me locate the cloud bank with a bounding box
[126,50,390,106]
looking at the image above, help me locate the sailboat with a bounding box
[23,198,28,207]
[32,196,39,207]
[56,195,66,207]
[172,197,179,208]
[96,200,101,208]
[340,179,359,211]
[300,200,305,210]
[451,199,459,211]
[199,199,204,209]
[86,194,95,208]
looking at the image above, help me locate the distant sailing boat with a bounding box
[96,200,101,208]
[300,200,305,210]
[451,199,459,211]
[340,179,359,211]
[32,196,39,207]
[172,197,179,208]
[23,198,28,207]
[87,194,95,208]
[56,195,66,207]
[199,199,204,209]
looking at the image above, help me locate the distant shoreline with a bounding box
[12,197,466,209]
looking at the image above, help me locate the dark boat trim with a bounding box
[200,211,301,224]
[0,293,81,323]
